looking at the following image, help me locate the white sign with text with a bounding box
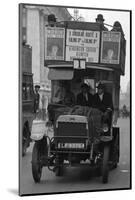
[66,29,100,62]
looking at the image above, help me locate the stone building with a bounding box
[21,4,72,90]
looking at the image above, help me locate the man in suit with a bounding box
[95,14,108,31]
[76,83,93,107]
[33,85,40,113]
[93,83,113,112]
[93,83,113,126]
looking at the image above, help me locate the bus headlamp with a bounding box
[102,124,109,132]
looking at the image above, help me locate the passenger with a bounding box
[111,21,124,37]
[93,82,113,126]
[93,83,113,112]
[76,83,93,107]
[95,14,108,31]
[33,85,40,113]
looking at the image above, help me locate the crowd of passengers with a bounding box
[47,82,113,128]
[57,82,113,114]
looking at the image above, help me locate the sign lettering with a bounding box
[66,29,100,62]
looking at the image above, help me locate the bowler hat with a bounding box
[96,83,105,89]
[48,14,57,23]
[35,85,40,89]
[96,14,105,22]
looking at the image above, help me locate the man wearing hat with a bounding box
[93,82,113,127]
[95,14,108,31]
[33,85,40,113]
[76,83,93,107]
[48,14,57,27]
[93,82,113,112]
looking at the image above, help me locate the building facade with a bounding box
[22,5,72,90]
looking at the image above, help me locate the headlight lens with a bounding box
[102,124,109,132]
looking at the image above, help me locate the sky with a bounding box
[68,8,130,93]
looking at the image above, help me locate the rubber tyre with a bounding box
[32,142,42,183]
[22,125,30,157]
[22,141,27,156]
[102,145,110,183]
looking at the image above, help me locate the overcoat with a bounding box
[76,92,93,107]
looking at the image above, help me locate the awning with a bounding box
[48,68,74,80]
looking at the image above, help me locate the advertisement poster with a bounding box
[101,31,121,64]
[66,29,100,63]
[45,27,65,60]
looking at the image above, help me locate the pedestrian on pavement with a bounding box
[33,85,40,114]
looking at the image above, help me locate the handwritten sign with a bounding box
[45,27,65,60]
[101,31,121,64]
[66,29,100,62]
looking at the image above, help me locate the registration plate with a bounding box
[57,143,85,149]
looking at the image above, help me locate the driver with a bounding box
[76,83,93,107]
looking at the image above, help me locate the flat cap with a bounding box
[35,85,40,88]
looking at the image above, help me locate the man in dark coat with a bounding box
[93,83,113,112]
[33,85,40,113]
[93,83,113,126]
[76,83,93,107]
[95,14,108,31]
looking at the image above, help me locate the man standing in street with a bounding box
[33,85,40,114]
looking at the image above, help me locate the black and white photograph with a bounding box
[19,3,131,196]
[45,27,65,60]
[101,31,121,64]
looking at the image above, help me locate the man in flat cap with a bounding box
[95,14,108,31]
[76,83,93,107]
[33,85,40,114]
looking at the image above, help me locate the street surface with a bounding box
[20,118,130,195]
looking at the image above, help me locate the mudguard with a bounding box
[31,119,47,141]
